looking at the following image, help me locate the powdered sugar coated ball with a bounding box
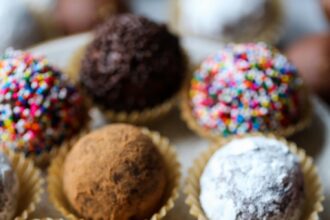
[200,136,304,220]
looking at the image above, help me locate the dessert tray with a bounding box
[28,32,330,220]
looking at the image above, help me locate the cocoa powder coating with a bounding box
[63,124,167,220]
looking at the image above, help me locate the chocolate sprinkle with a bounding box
[80,14,186,111]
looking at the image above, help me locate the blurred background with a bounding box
[1,0,329,50]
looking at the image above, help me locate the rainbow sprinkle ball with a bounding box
[0,49,86,155]
[190,42,305,137]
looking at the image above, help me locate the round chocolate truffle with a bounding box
[0,152,19,220]
[0,49,87,155]
[286,34,330,103]
[200,136,305,220]
[80,14,186,112]
[63,124,166,220]
[189,42,306,137]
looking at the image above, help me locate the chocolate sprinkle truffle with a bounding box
[200,136,305,220]
[0,152,19,220]
[0,49,88,155]
[63,124,166,220]
[80,14,186,112]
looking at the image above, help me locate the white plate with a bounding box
[27,31,330,219]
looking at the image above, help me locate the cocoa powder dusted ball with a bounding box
[63,124,167,220]
[80,14,186,112]
[286,34,330,103]
[200,137,305,220]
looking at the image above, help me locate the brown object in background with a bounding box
[322,0,330,21]
[55,0,125,34]
[286,33,330,103]
[62,124,167,220]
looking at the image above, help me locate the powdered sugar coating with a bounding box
[0,152,19,220]
[200,137,304,220]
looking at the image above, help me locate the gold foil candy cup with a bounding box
[1,147,44,220]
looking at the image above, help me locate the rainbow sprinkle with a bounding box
[0,49,86,155]
[190,43,304,136]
